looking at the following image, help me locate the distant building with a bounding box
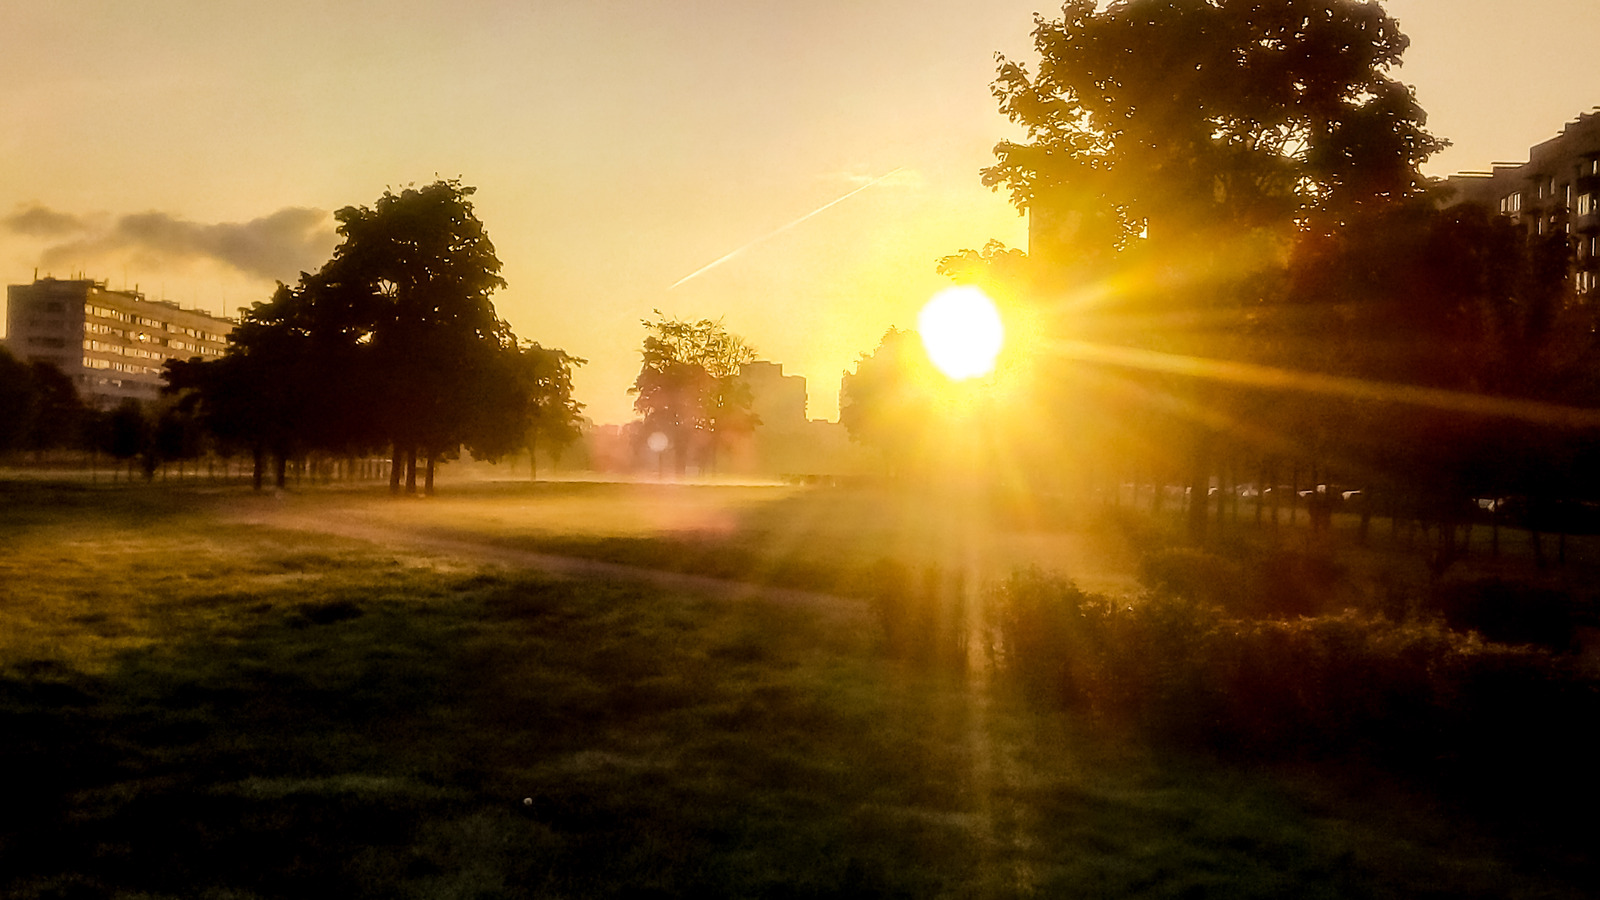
[732,360,863,478]
[1443,109,1600,294]
[737,360,808,432]
[5,277,233,408]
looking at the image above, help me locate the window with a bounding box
[1502,192,1522,214]
[1581,193,1595,216]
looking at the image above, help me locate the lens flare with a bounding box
[918,286,1004,380]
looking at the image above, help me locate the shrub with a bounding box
[1138,545,1347,619]
[985,572,1599,781]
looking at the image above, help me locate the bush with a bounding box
[985,572,1599,778]
[1138,546,1345,618]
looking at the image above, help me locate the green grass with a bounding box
[224,478,1145,600]
[0,480,1590,898]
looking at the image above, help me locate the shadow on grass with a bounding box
[0,569,982,899]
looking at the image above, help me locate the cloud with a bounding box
[4,204,90,238]
[31,206,336,282]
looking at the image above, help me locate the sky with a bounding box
[3,0,1599,424]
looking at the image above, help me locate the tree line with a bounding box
[3,180,585,492]
[840,0,1600,563]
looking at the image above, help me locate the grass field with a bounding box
[0,479,1590,898]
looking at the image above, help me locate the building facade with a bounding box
[737,360,808,432]
[5,277,233,408]
[1444,110,1600,293]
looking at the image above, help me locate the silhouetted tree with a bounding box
[840,328,941,478]
[0,346,36,456]
[512,343,586,480]
[630,312,756,475]
[167,181,535,495]
[165,283,323,490]
[102,399,154,480]
[977,0,1444,540]
[0,351,87,460]
[22,361,86,454]
[312,179,514,493]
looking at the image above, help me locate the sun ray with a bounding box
[1051,339,1600,428]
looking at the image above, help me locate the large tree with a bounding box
[978,0,1444,539]
[630,312,756,475]
[165,180,568,494]
[314,180,515,493]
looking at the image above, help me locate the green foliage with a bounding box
[163,181,581,492]
[985,0,1441,244]
[986,569,1600,802]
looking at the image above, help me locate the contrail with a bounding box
[669,167,905,290]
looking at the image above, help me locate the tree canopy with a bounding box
[509,342,587,480]
[926,0,1600,552]
[163,180,578,493]
[986,0,1445,272]
[630,311,757,475]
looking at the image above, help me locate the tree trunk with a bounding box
[1358,488,1372,545]
[390,444,403,494]
[274,452,288,490]
[405,447,418,494]
[424,449,436,496]
[253,445,265,492]
[1186,429,1211,544]
[1289,463,1299,527]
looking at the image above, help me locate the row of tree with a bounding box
[0,346,209,478]
[0,346,84,457]
[841,0,1600,561]
[165,180,583,492]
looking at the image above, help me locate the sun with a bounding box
[918,286,1005,380]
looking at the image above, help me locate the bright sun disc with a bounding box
[918,286,1004,380]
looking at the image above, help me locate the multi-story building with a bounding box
[1443,109,1600,293]
[737,360,808,433]
[5,277,233,408]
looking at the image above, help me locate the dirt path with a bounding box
[227,507,870,619]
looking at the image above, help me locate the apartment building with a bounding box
[1444,110,1600,293]
[5,277,233,408]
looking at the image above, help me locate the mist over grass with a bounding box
[1,480,1593,897]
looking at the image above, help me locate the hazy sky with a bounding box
[4,1,1598,423]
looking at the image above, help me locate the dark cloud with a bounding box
[4,204,89,238]
[37,207,336,282]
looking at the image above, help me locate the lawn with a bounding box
[0,479,1588,898]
